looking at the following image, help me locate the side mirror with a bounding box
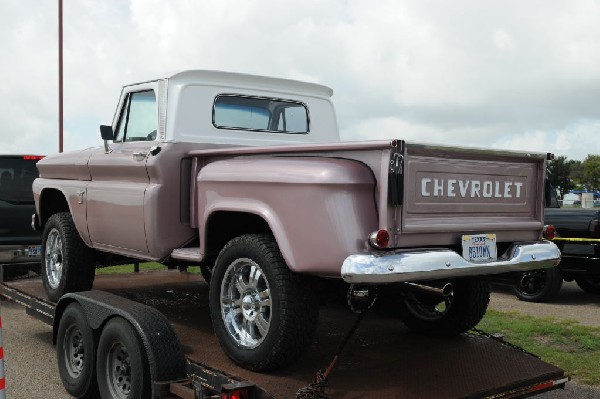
[100,125,114,141]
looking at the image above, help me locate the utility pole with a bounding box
[58,0,64,153]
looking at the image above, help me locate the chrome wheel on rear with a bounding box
[45,228,63,289]
[220,258,272,349]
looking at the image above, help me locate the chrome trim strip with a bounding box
[158,78,168,140]
[341,241,561,284]
[406,142,548,160]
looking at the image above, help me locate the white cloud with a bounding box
[0,0,599,160]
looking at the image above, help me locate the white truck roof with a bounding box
[128,70,334,99]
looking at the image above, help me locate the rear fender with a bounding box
[197,157,378,276]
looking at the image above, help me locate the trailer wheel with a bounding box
[56,303,98,398]
[97,318,150,399]
[398,279,490,336]
[42,212,96,302]
[511,268,563,302]
[209,234,318,371]
[575,276,600,294]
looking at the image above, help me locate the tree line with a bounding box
[547,155,600,198]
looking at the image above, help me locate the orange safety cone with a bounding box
[0,306,5,399]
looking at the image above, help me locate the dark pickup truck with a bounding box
[0,155,44,279]
[512,206,600,301]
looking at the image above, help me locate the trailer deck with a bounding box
[0,270,567,398]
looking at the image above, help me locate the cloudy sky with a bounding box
[1,0,599,160]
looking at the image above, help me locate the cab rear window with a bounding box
[0,156,42,204]
[213,95,309,134]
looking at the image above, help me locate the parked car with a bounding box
[512,188,600,301]
[0,155,44,279]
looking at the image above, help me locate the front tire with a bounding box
[97,318,150,399]
[209,234,318,371]
[56,303,98,398]
[42,212,96,302]
[398,279,490,336]
[575,276,600,294]
[511,268,563,302]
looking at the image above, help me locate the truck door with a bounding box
[86,85,158,255]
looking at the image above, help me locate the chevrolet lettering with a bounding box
[421,178,524,199]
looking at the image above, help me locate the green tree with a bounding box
[547,156,574,198]
[569,160,584,189]
[582,155,600,191]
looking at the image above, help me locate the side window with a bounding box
[114,90,157,143]
[213,95,309,133]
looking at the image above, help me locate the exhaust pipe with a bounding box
[400,282,453,297]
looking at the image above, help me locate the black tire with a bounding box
[199,264,212,283]
[209,234,318,371]
[97,317,150,399]
[42,212,96,302]
[575,276,600,294]
[398,279,490,336]
[511,268,563,302]
[56,303,98,398]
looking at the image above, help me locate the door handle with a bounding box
[132,152,147,161]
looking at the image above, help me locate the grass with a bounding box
[479,309,600,386]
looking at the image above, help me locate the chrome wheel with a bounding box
[63,325,85,378]
[106,342,131,399]
[220,258,272,349]
[45,228,63,289]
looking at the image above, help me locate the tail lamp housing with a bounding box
[542,224,557,240]
[369,229,390,249]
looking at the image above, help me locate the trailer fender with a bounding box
[54,291,186,385]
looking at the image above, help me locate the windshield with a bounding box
[0,157,42,204]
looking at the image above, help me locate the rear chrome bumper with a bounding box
[341,241,561,284]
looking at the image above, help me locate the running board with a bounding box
[171,247,203,262]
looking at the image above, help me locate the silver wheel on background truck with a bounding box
[398,278,490,336]
[42,212,96,302]
[209,234,318,371]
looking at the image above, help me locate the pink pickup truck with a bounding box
[32,70,560,371]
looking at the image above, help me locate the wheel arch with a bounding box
[202,209,276,265]
[38,187,70,227]
[37,185,92,246]
[54,291,186,390]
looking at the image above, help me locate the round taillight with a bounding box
[369,229,390,249]
[543,224,557,240]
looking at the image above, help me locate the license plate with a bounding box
[462,234,497,263]
[27,245,41,257]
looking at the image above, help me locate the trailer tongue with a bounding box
[1,271,567,399]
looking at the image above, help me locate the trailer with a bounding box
[0,270,568,398]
